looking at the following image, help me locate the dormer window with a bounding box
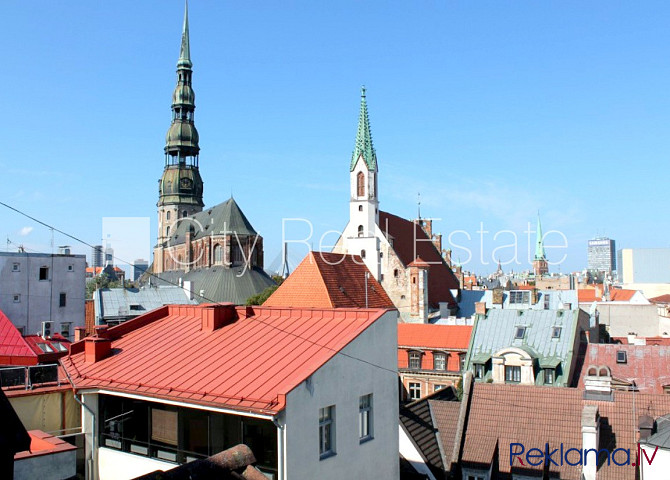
[514,326,526,340]
[551,326,562,339]
[408,352,422,370]
[510,290,530,304]
[544,368,555,385]
[617,350,627,364]
[433,352,446,371]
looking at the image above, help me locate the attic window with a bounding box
[551,327,562,339]
[37,343,54,353]
[514,326,526,340]
[129,305,142,311]
[617,350,627,364]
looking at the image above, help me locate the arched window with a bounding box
[183,210,188,218]
[214,244,223,264]
[358,205,363,212]
[166,211,171,221]
[166,226,170,237]
[357,172,365,197]
[357,225,364,237]
[361,250,366,259]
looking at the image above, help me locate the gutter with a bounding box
[63,363,96,480]
[272,414,287,480]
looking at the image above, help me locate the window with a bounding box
[39,266,49,281]
[664,386,670,395]
[166,211,171,221]
[357,171,365,197]
[433,352,446,371]
[12,262,20,272]
[544,294,550,310]
[13,294,20,303]
[183,210,187,218]
[408,352,421,369]
[459,354,466,372]
[61,322,72,339]
[214,244,223,264]
[617,350,627,364]
[505,365,521,383]
[59,293,67,307]
[509,290,530,304]
[358,205,363,211]
[359,394,373,442]
[514,326,526,340]
[361,250,366,259]
[467,475,486,480]
[52,342,68,352]
[408,382,421,400]
[36,343,55,353]
[551,326,562,339]
[544,368,555,385]
[393,269,399,278]
[474,363,484,379]
[166,226,170,237]
[67,264,74,272]
[357,225,364,238]
[434,384,446,392]
[319,406,335,458]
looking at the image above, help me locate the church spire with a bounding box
[178,0,191,68]
[350,86,377,172]
[534,212,546,261]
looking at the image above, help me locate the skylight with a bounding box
[514,326,526,340]
[37,343,54,353]
[551,327,562,339]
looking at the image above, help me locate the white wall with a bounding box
[98,447,177,480]
[284,310,399,480]
[0,252,86,339]
[640,444,670,479]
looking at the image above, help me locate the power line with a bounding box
[0,200,399,376]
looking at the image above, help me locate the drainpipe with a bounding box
[73,392,96,480]
[272,415,286,480]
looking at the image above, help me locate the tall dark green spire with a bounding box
[178,0,191,68]
[350,86,377,172]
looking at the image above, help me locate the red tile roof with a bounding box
[379,211,459,307]
[578,288,638,302]
[62,304,390,415]
[462,383,670,480]
[263,252,394,309]
[650,294,670,304]
[577,343,670,394]
[0,309,37,366]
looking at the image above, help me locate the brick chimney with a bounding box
[85,337,112,363]
[202,303,237,332]
[581,404,600,480]
[639,415,655,442]
[74,327,86,342]
[475,302,487,316]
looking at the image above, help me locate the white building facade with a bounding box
[0,251,85,339]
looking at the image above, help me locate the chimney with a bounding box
[74,327,86,342]
[583,365,613,401]
[492,288,504,305]
[202,303,236,333]
[85,336,112,363]
[531,288,539,305]
[639,415,655,442]
[475,302,487,316]
[581,404,600,480]
[94,325,109,338]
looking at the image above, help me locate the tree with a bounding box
[85,274,121,299]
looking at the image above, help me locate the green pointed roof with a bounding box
[534,212,546,261]
[178,1,192,69]
[350,86,377,172]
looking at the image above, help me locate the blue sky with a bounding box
[2,0,669,275]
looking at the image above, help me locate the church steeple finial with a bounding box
[350,85,377,172]
[178,0,192,68]
[534,211,546,261]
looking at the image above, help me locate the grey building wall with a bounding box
[0,252,86,339]
[595,303,661,338]
[618,248,670,284]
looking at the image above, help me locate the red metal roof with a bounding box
[577,343,670,394]
[398,324,472,350]
[23,334,70,363]
[0,309,37,366]
[263,252,395,309]
[62,304,390,415]
[379,211,459,308]
[578,288,638,302]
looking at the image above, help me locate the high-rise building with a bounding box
[587,237,615,274]
[133,259,149,282]
[91,245,103,268]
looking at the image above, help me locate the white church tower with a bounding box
[339,87,383,280]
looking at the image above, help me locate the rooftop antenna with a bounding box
[417,192,421,220]
[365,271,369,308]
[281,242,290,279]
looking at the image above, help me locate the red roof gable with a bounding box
[264,252,395,309]
[379,211,458,307]
[62,304,390,414]
[398,324,472,350]
[0,310,37,366]
[578,343,670,394]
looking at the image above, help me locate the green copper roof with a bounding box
[178,0,192,69]
[534,212,546,261]
[350,86,377,172]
